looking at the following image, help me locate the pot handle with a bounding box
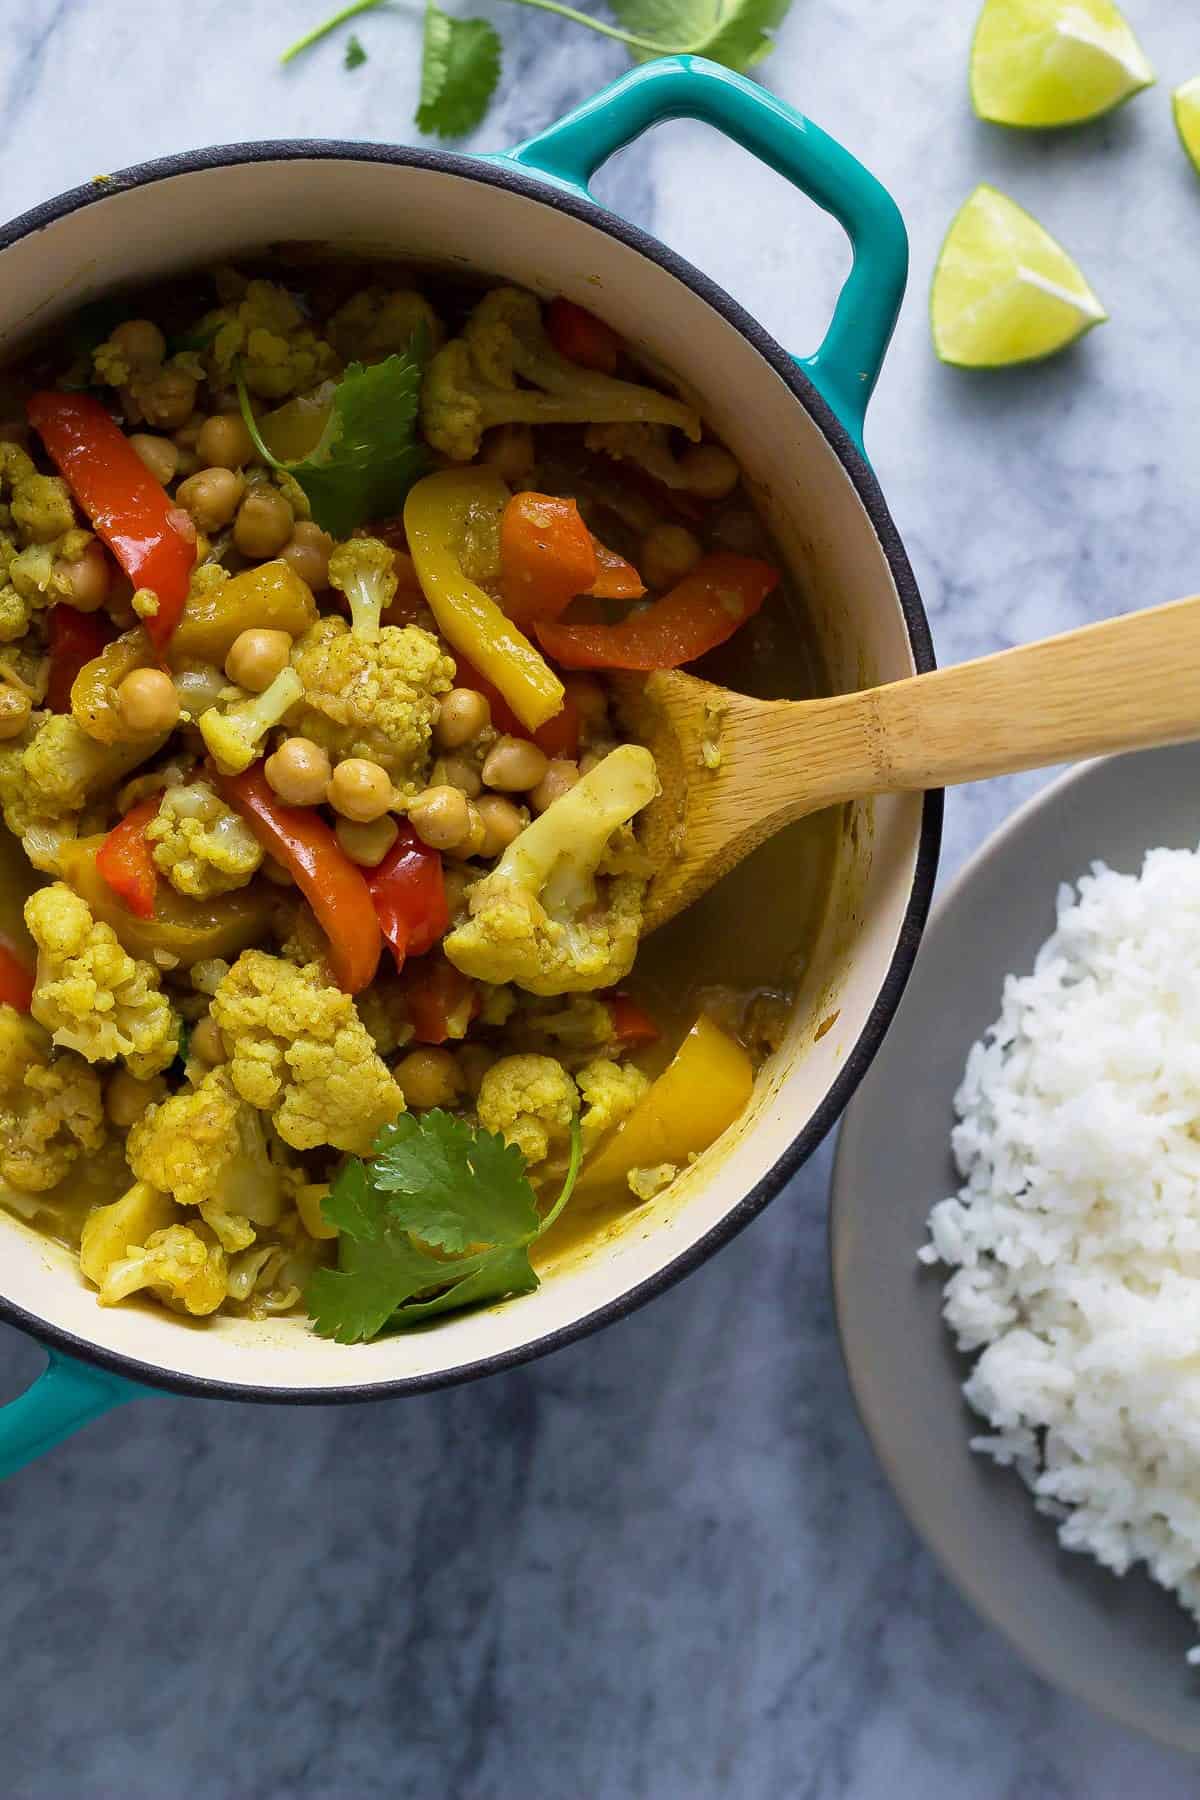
[501,55,907,452]
[0,1347,148,1479]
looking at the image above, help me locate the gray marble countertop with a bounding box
[4,1,1200,1793]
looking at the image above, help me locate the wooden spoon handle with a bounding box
[797,592,1200,807]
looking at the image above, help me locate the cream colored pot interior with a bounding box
[0,156,924,1392]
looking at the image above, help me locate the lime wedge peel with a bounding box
[970,0,1155,129]
[931,185,1108,369]
[1174,78,1200,176]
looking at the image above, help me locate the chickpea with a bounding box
[110,318,165,367]
[280,520,333,591]
[262,856,294,887]
[530,759,580,815]
[434,687,491,751]
[434,754,482,799]
[457,1043,496,1096]
[481,735,548,793]
[56,540,110,612]
[174,447,200,480]
[234,486,293,560]
[680,442,739,501]
[264,737,332,807]
[442,862,476,918]
[190,1016,226,1065]
[225,628,292,693]
[128,433,179,487]
[394,1047,463,1111]
[640,522,701,590]
[117,668,180,734]
[480,423,535,483]
[173,414,205,452]
[196,412,254,471]
[408,784,471,852]
[0,684,30,740]
[335,813,399,868]
[457,803,487,859]
[137,366,199,431]
[106,1068,165,1129]
[327,757,394,823]
[475,793,524,858]
[176,466,245,532]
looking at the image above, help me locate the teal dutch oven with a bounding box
[0,56,938,1473]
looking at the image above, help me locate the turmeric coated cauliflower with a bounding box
[576,1056,650,1156]
[99,1220,228,1315]
[0,1004,106,1193]
[477,1053,578,1167]
[210,950,405,1154]
[445,745,657,995]
[290,616,454,793]
[203,278,339,401]
[146,779,263,898]
[127,1065,286,1254]
[326,286,444,365]
[25,883,180,1078]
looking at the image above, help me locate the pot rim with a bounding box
[0,137,942,1402]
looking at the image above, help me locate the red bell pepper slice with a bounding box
[0,937,34,1012]
[545,299,621,375]
[535,553,778,671]
[500,492,598,627]
[96,795,162,921]
[401,956,478,1045]
[218,763,381,994]
[365,823,449,971]
[588,539,645,601]
[605,992,660,1047]
[27,391,196,652]
[46,604,115,714]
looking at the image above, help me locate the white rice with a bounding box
[921,846,1200,1653]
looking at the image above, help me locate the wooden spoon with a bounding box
[616,593,1200,933]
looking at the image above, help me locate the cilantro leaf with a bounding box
[307,1110,583,1342]
[370,1110,537,1252]
[238,348,429,539]
[607,0,789,68]
[417,2,502,138]
[344,32,368,67]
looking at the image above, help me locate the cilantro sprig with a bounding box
[236,345,429,540]
[281,0,790,140]
[306,1109,583,1344]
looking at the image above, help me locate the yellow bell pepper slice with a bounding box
[404,468,564,732]
[580,1014,754,1193]
[167,560,317,667]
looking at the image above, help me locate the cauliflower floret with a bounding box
[445,744,656,995]
[198,666,304,775]
[22,712,168,817]
[0,1004,106,1192]
[203,279,339,400]
[477,1052,578,1167]
[420,287,700,464]
[11,474,76,545]
[584,423,695,491]
[127,1064,287,1251]
[627,1163,677,1202]
[147,779,263,898]
[576,1056,650,1156]
[99,1220,228,1315]
[327,286,444,365]
[355,973,415,1059]
[327,536,397,641]
[25,883,180,1078]
[290,616,453,793]
[210,949,405,1154]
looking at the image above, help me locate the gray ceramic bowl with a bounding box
[832,743,1200,1752]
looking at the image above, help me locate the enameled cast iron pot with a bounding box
[0,57,939,1474]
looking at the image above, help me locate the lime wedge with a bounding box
[1174,77,1200,175]
[970,0,1154,128]
[931,185,1107,368]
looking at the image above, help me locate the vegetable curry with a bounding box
[0,262,834,1343]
